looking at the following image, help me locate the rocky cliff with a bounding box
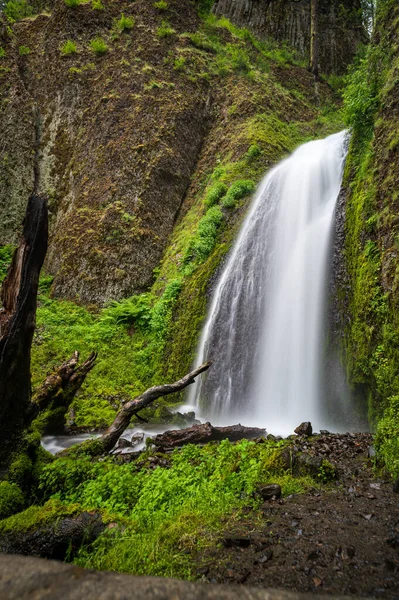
[0,0,340,306]
[213,0,367,74]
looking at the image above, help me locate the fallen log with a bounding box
[0,194,48,465]
[152,422,266,449]
[64,361,212,456]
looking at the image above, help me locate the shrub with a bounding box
[0,482,25,520]
[156,20,175,38]
[153,0,168,9]
[183,206,223,266]
[222,179,255,208]
[173,56,185,71]
[115,14,135,32]
[204,182,228,208]
[4,0,34,22]
[89,37,109,55]
[64,0,81,7]
[61,40,77,55]
[18,45,31,56]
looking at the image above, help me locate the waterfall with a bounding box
[190,131,350,434]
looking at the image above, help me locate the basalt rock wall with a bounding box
[213,0,367,74]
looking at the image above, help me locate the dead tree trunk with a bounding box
[68,362,212,456]
[32,351,98,434]
[152,422,266,449]
[0,194,48,465]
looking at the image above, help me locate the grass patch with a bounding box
[61,40,77,55]
[115,14,135,32]
[157,20,176,38]
[89,37,109,55]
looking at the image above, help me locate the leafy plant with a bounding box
[204,182,228,207]
[156,20,175,38]
[18,45,31,56]
[182,206,224,267]
[4,0,34,22]
[153,0,168,9]
[91,0,104,9]
[222,179,255,208]
[115,14,135,32]
[64,0,81,7]
[89,37,109,55]
[61,40,77,55]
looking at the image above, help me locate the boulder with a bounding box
[257,483,282,500]
[294,422,313,436]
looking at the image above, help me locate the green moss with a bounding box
[0,499,82,533]
[0,482,25,520]
[222,179,255,208]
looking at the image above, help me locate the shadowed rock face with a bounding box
[213,0,367,74]
[0,553,363,600]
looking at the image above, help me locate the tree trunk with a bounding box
[0,194,48,465]
[310,0,319,76]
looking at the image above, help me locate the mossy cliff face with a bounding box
[0,2,343,427]
[341,0,399,476]
[213,0,367,74]
[0,0,209,304]
[0,0,344,308]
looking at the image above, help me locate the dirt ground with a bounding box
[194,433,399,598]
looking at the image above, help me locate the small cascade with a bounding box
[190,131,352,434]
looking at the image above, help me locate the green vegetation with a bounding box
[3,0,34,22]
[156,20,176,38]
[0,48,6,59]
[91,0,104,9]
[0,245,14,283]
[154,0,168,10]
[221,179,255,208]
[115,14,135,32]
[18,45,31,56]
[61,40,78,55]
[0,482,24,520]
[342,0,399,478]
[64,0,81,7]
[33,439,313,577]
[204,182,228,208]
[89,37,109,55]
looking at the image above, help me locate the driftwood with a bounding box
[0,194,48,464]
[70,362,212,456]
[153,422,266,449]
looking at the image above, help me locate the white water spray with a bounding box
[190,131,349,434]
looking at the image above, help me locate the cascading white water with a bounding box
[190,131,349,434]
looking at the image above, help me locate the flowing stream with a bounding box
[190,131,350,435]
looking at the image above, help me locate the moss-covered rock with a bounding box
[0,482,25,520]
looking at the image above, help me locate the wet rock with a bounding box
[255,550,273,564]
[258,484,282,500]
[294,422,313,436]
[131,432,145,447]
[280,447,295,470]
[0,512,105,560]
[367,446,376,458]
[295,453,322,477]
[387,533,399,549]
[118,437,131,448]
